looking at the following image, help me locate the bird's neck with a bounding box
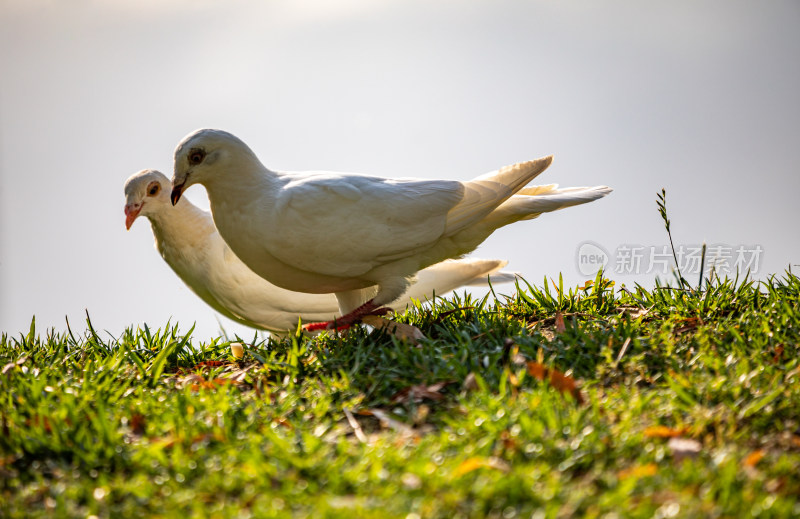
[148,199,215,257]
[205,161,280,209]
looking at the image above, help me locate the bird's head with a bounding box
[170,128,254,206]
[123,169,172,230]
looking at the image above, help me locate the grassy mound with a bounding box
[2,269,799,518]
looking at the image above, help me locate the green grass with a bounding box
[2,268,799,518]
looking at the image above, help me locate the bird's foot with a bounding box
[301,300,392,333]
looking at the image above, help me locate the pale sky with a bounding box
[1,0,798,339]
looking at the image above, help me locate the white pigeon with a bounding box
[170,129,612,330]
[124,169,516,333]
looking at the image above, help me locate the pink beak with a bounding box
[124,204,142,230]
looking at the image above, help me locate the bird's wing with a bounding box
[267,172,465,277]
[443,157,554,236]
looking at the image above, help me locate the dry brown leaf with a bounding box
[412,404,430,426]
[616,305,649,319]
[644,426,689,439]
[177,373,203,387]
[771,344,784,364]
[224,370,249,383]
[343,408,367,444]
[362,409,417,437]
[195,361,226,368]
[617,463,657,480]
[674,317,702,335]
[273,417,293,429]
[743,449,765,468]
[391,381,450,404]
[25,415,53,433]
[361,316,425,343]
[554,312,566,334]
[129,413,146,436]
[500,430,518,451]
[462,372,479,391]
[539,330,556,342]
[526,361,584,404]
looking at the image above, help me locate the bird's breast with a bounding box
[210,203,371,294]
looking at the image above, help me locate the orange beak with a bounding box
[124,204,142,230]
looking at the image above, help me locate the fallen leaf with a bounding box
[343,408,367,444]
[454,456,510,477]
[771,344,784,364]
[391,381,450,404]
[743,449,765,468]
[412,404,430,425]
[539,330,556,342]
[25,415,52,433]
[273,417,293,429]
[644,426,689,439]
[361,315,425,343]
[361,408,417,437]
[613,337,632,367]
[178,373,203,387]
[500,430,518,451]
[129,413,146,436]
[195,361,226,368]
[617,463,657,480]
[526,361,584,404]
[454,458,484,476]
[554,312,566,334]
[616,305,649,319]
[674,317,702,335]
[462,372,479,391]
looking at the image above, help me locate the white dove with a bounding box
[170,129,612,331]
[124,169,515,333]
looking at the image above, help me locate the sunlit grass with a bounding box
[2,267,799,518]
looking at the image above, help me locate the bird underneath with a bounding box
[124,169,515,333]
[170,129,612,331]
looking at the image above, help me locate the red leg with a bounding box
[302,299,392,332]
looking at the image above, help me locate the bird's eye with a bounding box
[147,183,161,196]
[189,149,206,165]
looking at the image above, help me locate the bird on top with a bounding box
[170,129,611,331]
